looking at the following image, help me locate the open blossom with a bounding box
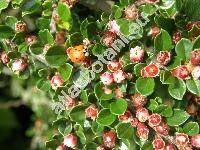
[136,107,149,122]
[171,66,190,79]
[100,72,114,86]
[51,75,64,90]
[63,134,77,148]
[137,122,149,140]
[190,49,200,65]
[103,130,116,148]
[191,66,200,78]
[131,93,147,108]
[175,133,189,146]
[124,4,139,20]
[113,70,126,83]
[130,118,139,127]
[107,61,122,72]
[156,51,171,65]
[118,110,132,122]
[154,123,169,136]
[108,20,120,34]
[141,64,160,77]
[130,46,144,63]
[15,21,26,32]
[190,134,200,148]
[152,139,165,150]
[85,105,98,120]
[12,59,27,72]
[148,113,162,127]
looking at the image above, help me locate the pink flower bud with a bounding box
[51,75,64,90]
[141,64,160,78]
[115,88,124,98]
[190,134,200,148]
[130,93,147,108]
[136,107,149,122]
[165,144,177,150]
[100,72,114,86]
[107,61,122,72]
[190,49,200,66]
[130,46,144,63]
[108,20,120,34]
[150,26,160,38]
[103,130,116,148]
[113,70,126,83]
[12,59,27,72]
[156,51,171,65]
[124,4,139,20]
[175,133,189,146]
[154,123,169,136]
[191,66,200,79]
[118,110,132,122]
[171,66,190,79]
[1,52,10,64]
[173,31,181,44]
[102,31,117,47]
[136,122,149,140]
[63,97,77,110]
[130,118,139,127]
[63,134,77,148]
[85,105,98,120]
[148,113,162,127]
[25,35,37,45]
[152,138,165,150]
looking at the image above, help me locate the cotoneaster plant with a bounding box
[0,0,200,150]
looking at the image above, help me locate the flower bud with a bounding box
[141,64,160,78]
[190,134,200,148]
[108,20,120,34]
[175,133,189,146]
[191,66,200,79]
[1,52,10,64]
[96,145,105,150]
[136,122,149,140]
[63,97,77,110]
[148,113,162,127]
[102,86,112,94]
[186,103,198,115]
[154,122,169,136]
[165,144,177,150]
[130,46,144,63]
[103,130,116,148]
[12,59,27,72]
[113,70,126,83]
[107,61,122,72]
[152,138,165,150]
[100,72,114,86]
[171,66,190,79]
[190,49,200,66]
[56,30,66,45]
[102,31,117,47]
[115,88,124,98]
[15,21,26,32]
[173,31,181,44]
[150,26,160,38]
[124,4,139,20]
[51,75,64,90]
[118,110,132,122]
[130,118,139,127]
[136,107,149,122]
[131,93,147,108]
[156,51,171,65]
[25,35,37,45]
[63,134,77,148]
[85,105,98,120]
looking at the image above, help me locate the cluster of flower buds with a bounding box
[103,130,116,148]
[124,4,139,20]
[141,64,160,78]
[85,104,98,120]
[63,134,77,148]
[50,75,64,90]
[130,46,145,63]
[102,31,117,47]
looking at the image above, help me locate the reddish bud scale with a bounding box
[25,35,37,45]
[150,26,160,38]
[190,134,200,148]
[136,122,149,140]
[141,64,160,78]
[103,130,116,148]
[85,105,98,120]
[131,93,147,108]
[130,46,144,63]
[100,72,114,86]
[171,66,190,79]
[175,133,189,146]
[136,107,149,122]
[154,123,169,136]
[152,139,165,150]
[63,134,77,148]
[124,4,139,20]
[173,31,181,44]
[156,51,171,65]
[148,113,162,127]
[130,118,139,127]
[102,31,117,47]
[190,49,200,66]
[191,66,200,79]
[118,110,132,122]
[107,61,122,72]
[113,70,126,83]
[12,59,27,72]
[51,75,64,90]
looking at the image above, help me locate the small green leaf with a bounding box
[141,140,153,150]
[166,109,190,126]
[168,78,186,100]
[22,0,41,16]
[58,63,73,82]
[0,25,14,39]
[39,29,54,44]
[116,123,134,139]
[160,70,176,84]
[36,79,51,92]
[134,63,146,77]
[5,16,18,29]
[29,42,43,55]
[69,105,86,123]
[155,105,173,117]
[97,109,116,126]
[186,79,200,96]
[147,99,158,112]
[183,122,199,136]
[110,98,127,115]
[154,29,173,51]
[139,4,157,16]
[135,77,155,96]
[0,0,9,12]
[175,38,193,61]
[193,35,200,49]
[57,2,71,22]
